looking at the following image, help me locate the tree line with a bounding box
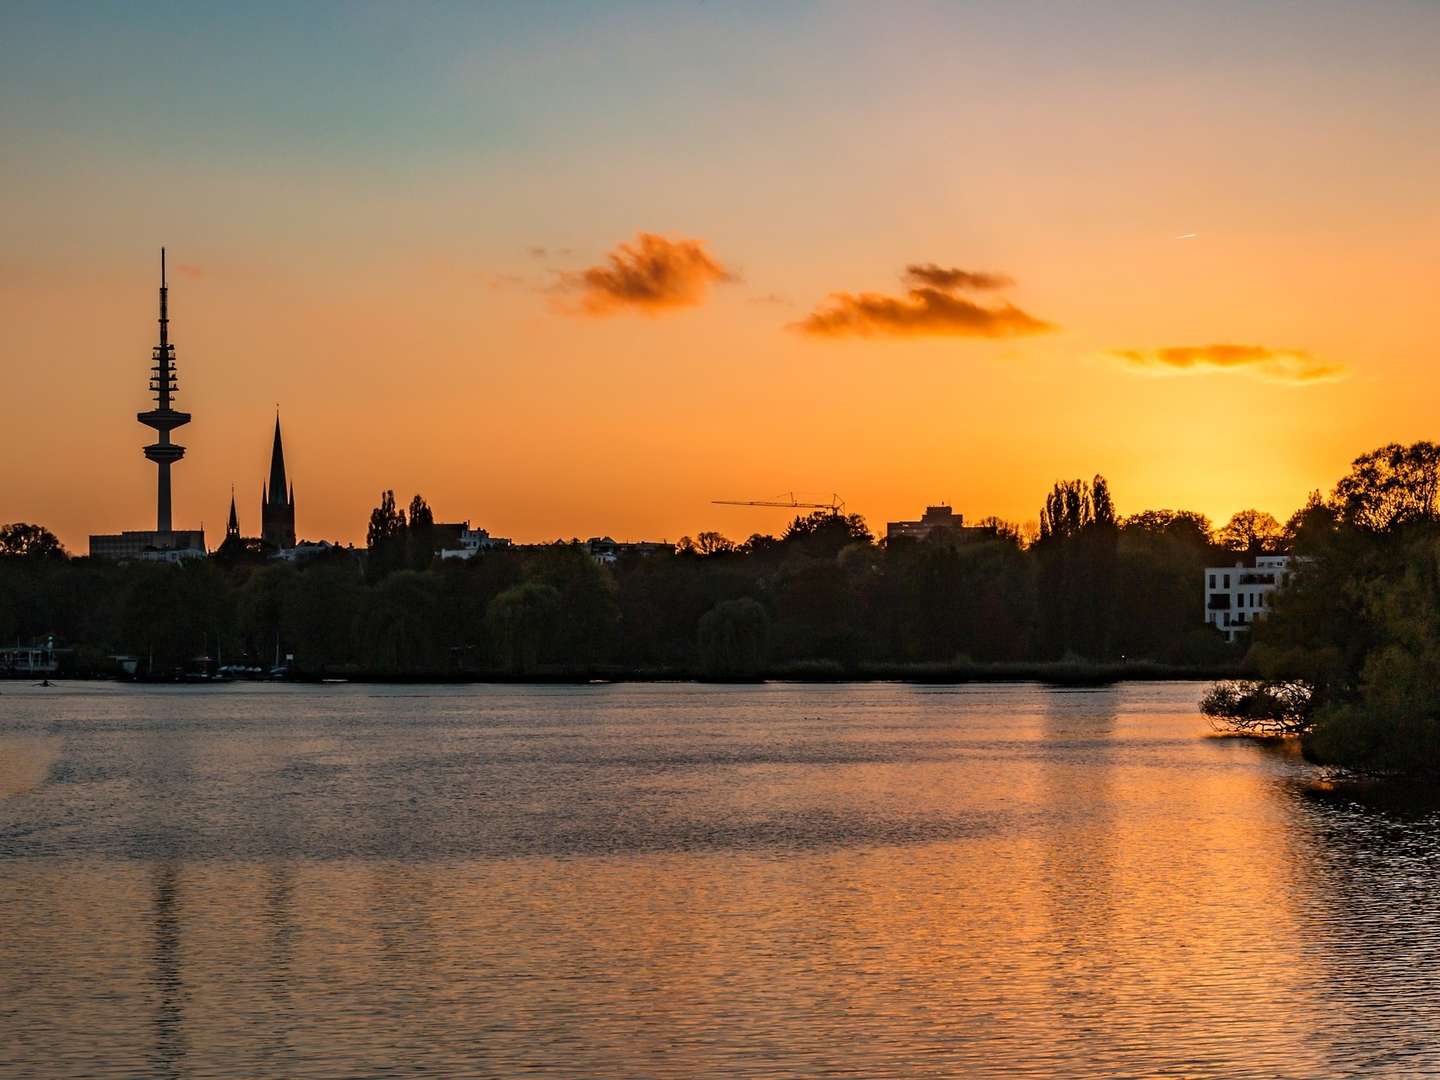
[1,479,1302,679]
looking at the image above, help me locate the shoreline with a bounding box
[11,661,1245,687]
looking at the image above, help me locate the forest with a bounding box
[0,476,1291,680]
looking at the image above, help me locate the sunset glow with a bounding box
[4,3,1438,551]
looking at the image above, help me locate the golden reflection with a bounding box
[0,737,61,800]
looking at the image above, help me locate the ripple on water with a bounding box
[1,681,1439,1079]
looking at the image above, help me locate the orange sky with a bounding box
[3,4,1438,552]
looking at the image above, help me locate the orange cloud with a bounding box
[1111,344,1345,383]
[559,233,733,315]
[794,264,1053,339]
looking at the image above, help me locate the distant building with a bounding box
[1204,555,1294,643]
[438,522,511,560]
[271,540,342,563]
[886,504,993,544]
[260,416,297,549]
[90,250,205,560]
[89,529,207,562]
[1,637,63,676]
[585,537,672,565]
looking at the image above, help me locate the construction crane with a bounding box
[713,492,845,514]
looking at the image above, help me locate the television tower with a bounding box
[137,248,191,533]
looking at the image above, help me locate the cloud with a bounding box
[794,264,1053,340]
[1111,344,1345,384]
[557,233,733,315]
[174,263,204,280]
[903,263,1013,291]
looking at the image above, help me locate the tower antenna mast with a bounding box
[138,247,191,533]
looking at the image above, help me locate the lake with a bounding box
[2,681,1438,1078]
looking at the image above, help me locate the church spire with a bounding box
[267,412,287,508]
[226,485,240,540]
[260,411,297,550]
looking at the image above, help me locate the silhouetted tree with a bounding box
[365,490,407,582]
[694,531,735,556]
[1331,441,1440,532]
[486,581,562,672]
[406,494,436,570]
[697,597,769,677]
[1035,476,1119,658]
[781,511,872,560]
[1218,509,1284,554]
[0,523,65,559]
[1116,509,1226,663]
[359,570,439,672]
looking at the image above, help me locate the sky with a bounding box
[3,1,1438,552]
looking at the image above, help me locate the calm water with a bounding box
[2,681,1438,1078]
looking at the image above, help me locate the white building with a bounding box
[438,523,510,560]
[1204,555,1294,643]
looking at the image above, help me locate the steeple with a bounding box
[226,486,240,540]
[267,413,288,507]
[260,412,297,549]
[138,247,192,533]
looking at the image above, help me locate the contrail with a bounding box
[1174,233,1198,240]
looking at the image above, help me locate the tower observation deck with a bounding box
[137,248,191,533]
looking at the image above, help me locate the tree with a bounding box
[525,544,620,665]
[781,512,872,560]
[1123,509,1214,548]
[406,494,437,570]
[694,531,735,557]
[1035,476,1119,658]
[1114,510,1225,663]
[1039,479,1094,542]
[486,581,562,672]
[697,597,769,677]
[0,523,66,559]
[1284,490,1336,550]
[1331,441,1440,532]
[973,516,1024,544]
[365,490,407,582]
[358,570,439,672]
[1217,509,1284,554]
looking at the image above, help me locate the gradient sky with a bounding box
[4,1,1438,551]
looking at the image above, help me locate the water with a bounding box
[2,681,1438,1078]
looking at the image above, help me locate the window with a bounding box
[1237,593,1244,608]
[1222,613,1230,626]
[1223,574,1231,588]
[1209,574,1216,589]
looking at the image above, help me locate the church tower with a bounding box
[226,486,240,541]
[260,416,297,549]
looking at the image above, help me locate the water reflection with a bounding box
[148,863,187,1080]
[260,864,296,1073]
[2,682,1439,1078]
[1037,689,1120,1065]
